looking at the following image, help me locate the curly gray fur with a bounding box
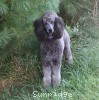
[33,12,73,88]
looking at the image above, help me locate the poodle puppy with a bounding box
[33,12,73,88]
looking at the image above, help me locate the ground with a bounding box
[0,28,99,100]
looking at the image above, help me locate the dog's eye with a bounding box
[45,22,47,25]
[51,21,54,24]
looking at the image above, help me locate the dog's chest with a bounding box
[41,39,64,59]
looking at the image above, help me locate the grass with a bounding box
[0,28,99,100]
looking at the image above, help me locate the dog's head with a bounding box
[33,12,64,41]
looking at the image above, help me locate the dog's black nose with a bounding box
[49,29,52,33]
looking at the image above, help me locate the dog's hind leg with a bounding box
[64,30,73,64]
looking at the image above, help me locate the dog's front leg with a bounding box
[43,61,51,88]
[52,60,61,86]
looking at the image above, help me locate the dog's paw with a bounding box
[43,77,51,88]
[52,74,61,86]
[67,57,73,64]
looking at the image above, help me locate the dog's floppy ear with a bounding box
[33,18,46,41]
[53,17,64,39]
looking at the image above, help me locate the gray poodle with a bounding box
[33,12,73,88]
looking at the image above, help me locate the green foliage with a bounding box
[0,27,16,48]
[0,1,8,15]
[0,0,60,50]
[60,0,98,31]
